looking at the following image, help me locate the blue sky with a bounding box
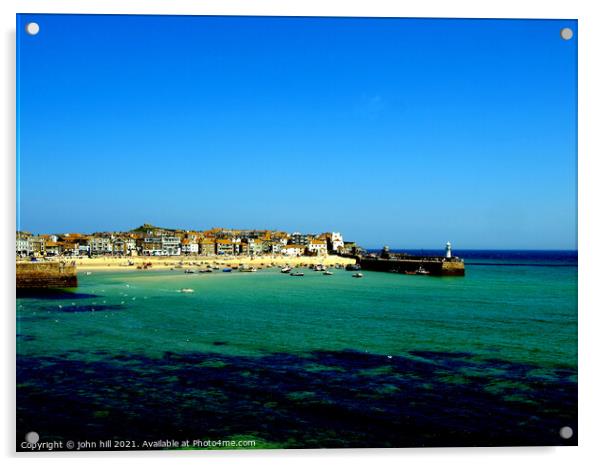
[17,15,577,249]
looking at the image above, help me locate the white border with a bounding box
[2,1,601,465]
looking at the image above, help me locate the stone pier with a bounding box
[16,261,78,289]
[357,257,465,276]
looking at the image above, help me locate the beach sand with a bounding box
[19,255,356,272]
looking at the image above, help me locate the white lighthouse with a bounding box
[445,241,452,259]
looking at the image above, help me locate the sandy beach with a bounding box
[20,255,357,272]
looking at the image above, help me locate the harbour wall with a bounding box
[357,257,465,276]
[16,262,78,289]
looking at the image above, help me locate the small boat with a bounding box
[346,264,361,271]
[290,272,304,276]
[240,266,257,272]
[416,266,430,275]
[323,271,333,276]
[281,266,292,273]
[352,272,363,278]
[184,269,195,274]
[85,271,92,276]
[404,270,417,275]
[314,264,326,272]
[179,288,194,293]
[222,268,232,272]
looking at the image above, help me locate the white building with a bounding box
[270,242,283,254]
[330,232,344,252]
[126,238,137,255]
[112,238,128,255]
[28,236,46,256]
[16,237,30,256]
[246,238,264,256]
[308,239,328,256]
[90,236,113,255]
[161,236,181,256]
[181,239,199,255]
[78,242,90,256]
[283,244,305,257]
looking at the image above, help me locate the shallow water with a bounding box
[16,252,577,449]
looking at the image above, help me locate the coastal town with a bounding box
[16,225,465,285]
[16,224,362,259]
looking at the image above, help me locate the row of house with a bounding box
[16,227,357,258]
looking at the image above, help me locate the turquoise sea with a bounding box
[17,251,577,449]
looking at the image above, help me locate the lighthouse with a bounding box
[445,241,452,259]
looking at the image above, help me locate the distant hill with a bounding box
[130,223,176,233]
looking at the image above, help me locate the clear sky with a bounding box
[17,15,577,249]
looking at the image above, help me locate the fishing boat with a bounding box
[404,270,417,275]
[281,266,292,273]
[222,268,232,272]
[416,265,430,275]
[323,271,333,276]
[352,272,363,278]
[314,264,326,272]
[290,272,304,276]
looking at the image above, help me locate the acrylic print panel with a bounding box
[16,14,577,451]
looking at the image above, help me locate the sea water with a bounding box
[16,251,577,448]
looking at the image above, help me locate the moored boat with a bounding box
[222,268,232,272]
[323,271,333,276]
[179,288,194,293]
[290,272,304,276]
[281,266,292,273]
[352,272,363,278]
[346,264,361,271]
